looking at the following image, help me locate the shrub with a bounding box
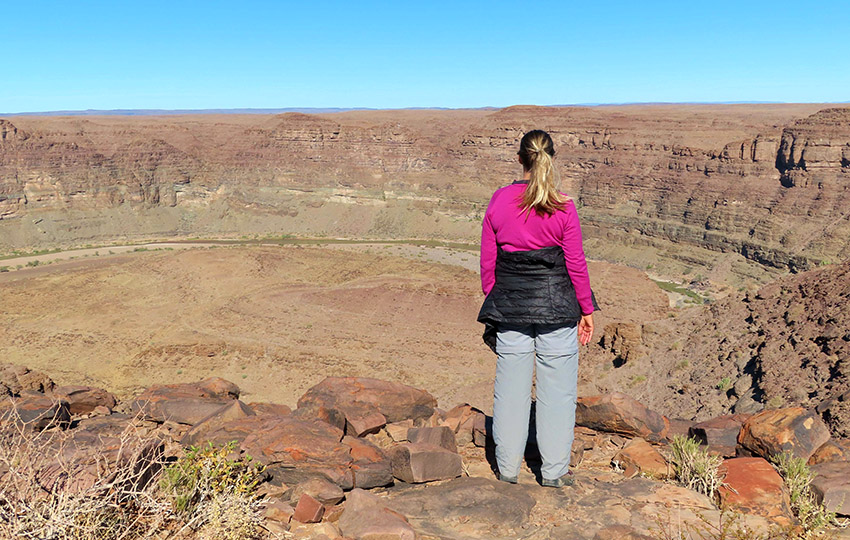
[670,435,724,499]
[771,451,847,537]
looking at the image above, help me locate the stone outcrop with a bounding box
[576,392,669,443]
[130,377,240,425]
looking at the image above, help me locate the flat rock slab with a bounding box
[180,399,255,447]
[51,385,117,415]
[386,477,536,540]
[576,392,669,443]
[738,407,831,461]
[612,437,670,479]
[0,393,70,431]
[408,425,458,452]
[339,488,416,540]
[130,377,240,425]
[717,457,792,523]
[390,442,462,484]
[296,376,437,432]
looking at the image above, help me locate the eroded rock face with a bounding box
[0,364,55,396]
[296,377,437,432]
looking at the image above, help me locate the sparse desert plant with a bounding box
[771,451,847,538]
[196,491,262,540]
[670,435,724,499]
[716,377,732,392]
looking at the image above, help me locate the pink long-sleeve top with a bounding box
[480,181,595,315]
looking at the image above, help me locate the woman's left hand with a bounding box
[578,314,594,346]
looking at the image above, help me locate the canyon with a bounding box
[2,104,849,288]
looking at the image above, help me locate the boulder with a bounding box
[472,413,490,447]
[717,457,792,523]
[0,364,54,396]
[37,415,163,494]
[293,493,325,524]
[385,419,413,442]
[248,402,292,417]
[130,377,240,425]
[263,499,295,528]
[287,477,344,506]
[389,442,462,484]
[51,385,117,415]
[612,438,671,479]
[738,407,831,461]
[808,439,850,466]
[344,435,394,489]
[576,393,669,443]
[0,393,70,431]
[689,414,749,457]
[810,461,850,516]
[339,401,387,437]
[408,426,458,452]
[338,488,415,540]
[180,400,255,447]
[386,477,536,539]
[441,403,485,447]
[296,377,437,432]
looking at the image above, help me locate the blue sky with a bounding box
[2,1,848,112]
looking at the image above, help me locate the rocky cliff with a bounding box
[1,105,848,282]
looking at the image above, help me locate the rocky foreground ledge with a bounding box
[2,363,850,539]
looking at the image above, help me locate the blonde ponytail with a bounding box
[517,130,566,216]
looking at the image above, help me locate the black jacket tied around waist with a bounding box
[477,246,600,351]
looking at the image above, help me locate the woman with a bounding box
[478,129,596,487]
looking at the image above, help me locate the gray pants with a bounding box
[493,323,579,481]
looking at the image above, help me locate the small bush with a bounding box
[670,435,724,499]
[716,377,732,391]
[771,451,847,537]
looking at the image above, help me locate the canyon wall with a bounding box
[1,105,848,281]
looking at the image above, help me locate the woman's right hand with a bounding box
[578,314,594,346]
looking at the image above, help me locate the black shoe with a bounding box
[541,472,574,487]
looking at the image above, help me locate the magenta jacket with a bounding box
[480,181,595,316]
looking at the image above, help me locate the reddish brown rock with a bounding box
[296,377,437,432]
[441,403,485,447]
[344,435,393,489]
[689,414,749,457]
[810,461,850,516]
[738,407,831,460]
[0,364,55,396]
[385,419,413,442]
[180,399,256,447]
[263,499,295,528]
[51,385,117,416]
[808,440,850,465]
[338,488,416,540]
[666,418,694,440]
[293,492,325,523]
[130,377,240,425]
[389,442,462,484]
[576,393,669,443]
[408,426,458,453]
[287,477,345,506]
[0,393,70,431]
[717,457,792,522]
[594,524,654,540]
[612,438,671,479]
[472,413,490,447]
[340,401,387,437]
[248,402,292,417]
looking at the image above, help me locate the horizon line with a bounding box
[3,101,849,117]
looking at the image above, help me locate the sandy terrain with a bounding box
[0,244,665,413]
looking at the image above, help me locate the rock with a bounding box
[37,415,163,494]
[441,404,484,448]
[407,426,458,452]
[472,414,490,447]
[738,407,831,460]
[666,418,694,440]
[387,477,536,539]
[239,415,354,489]
[344,435,394,489]
[689,414,749,457]
[389,442,463,484]
[338,488,416,540]
[51,385,117,416]
[810,461,850,516]
[287,477,344,506]
[248,402,292,416]
[594,525,653,540]
[130,377,240,425]
[290,522,340,540]
[602,322,645,365]
[808,440,850,465]
[180,400,256,447]
[576,393,669,443]
[385,419,413,442]
[0,364,55,396]
[717,457,792,523]
[612,438,671,479]
[340,401,387,437]
[0,393,71,431]
[293,492,325,524]
[263,499,295,527]
[296,377,437,432]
